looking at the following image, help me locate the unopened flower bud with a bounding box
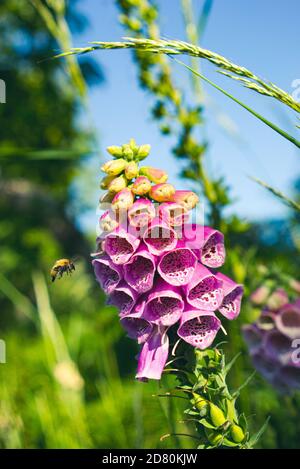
[139,166,168,184]
[100,210,119,232]
[149,183,175,202]
[192,393,207,411]
[230,424,245,443]
[172,190,199,210]
[136,144,151,161]
[205,429,223,446]
[122,144,134,160]
[132,176,152,196]
[111,188,134,211]
[108,175,127,193]
[129,138,139,153]
[209,403,226,427]
[100,175,115,189]
[250,286,271,305]
[101,158,127,176]
[125,161,139,180]
[106,145,123,158]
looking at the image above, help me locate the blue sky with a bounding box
[74,0,300,230]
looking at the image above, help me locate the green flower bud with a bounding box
[192,393,207,411]
[209,403,226,427]
[122,144,134,161]
[106,145,123,158]
[108,175,127,193]
[129,138,139,153]
[230,424,245,443]
[101,158,127,176]
[125,161,139,180]
[205,429,223,446]
[136,144,151,161]
[139,166,168,184]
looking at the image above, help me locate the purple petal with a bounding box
[177,310,221,349]
[157,244,197,286]
[242,324,263,354]
[184,264,224,311]
[275,304,300,339]
[263,330,292,365]
[181,223,205,251]
[104,227,140,264]
[123,247,156,294]
[143,280,184,326]
[216,273,243,320]
[93,255,122,294]
[107,282,138,317]
[143,218,177,255]
[201,227,225,268]
[121,308,153,344]
[251,351,278,380]
[277,366,300,390]
[136,327,169,381]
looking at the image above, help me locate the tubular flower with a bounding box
[243,289,300,393]
[94,140,243,380]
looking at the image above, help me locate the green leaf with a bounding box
[248,416,270,448]
[171,57,300,149]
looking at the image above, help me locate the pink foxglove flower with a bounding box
[157,242,197,286]
[216,273,243,320]
[143,218,177,255]
[123,247,156,294]
[178,310,221,349]
[184,264,224,311]
[93,255,122,294]
[136,327,169,381]
[143,279,184,326]
[104,227,140,264]
[94,141,243,381]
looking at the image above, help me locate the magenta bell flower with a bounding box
[216,273,243,320]
[182,224,225,268]
[123,246,156,294]
[143,218,177,256]
[104,227,140,264]
[178,310,221,349]
[107,282,138,317]
[184,264,224,311]
[128,198,156,228]
[157,241,197,286]
[93,255,122,294]
[143,279,184,326]
[136,327,169,381]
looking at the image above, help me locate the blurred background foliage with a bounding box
[0,0,299,449]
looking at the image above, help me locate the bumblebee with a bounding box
[50,258,75,282]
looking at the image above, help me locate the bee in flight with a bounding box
[50,258,76,282]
